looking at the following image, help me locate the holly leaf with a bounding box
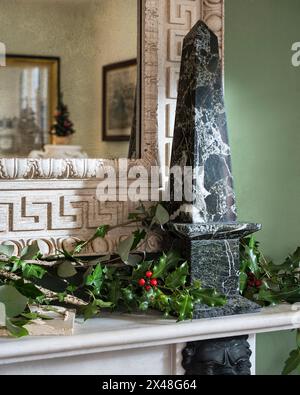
[0,244,14,258]
[138,301,149,311]
[57,261,77,278]
[108,279,121,306]
[165,262,189,289]
[0,302,6,326]
[191,288,226,307]
[0,285,28,318]
[256,289,281,305]
[85,264,104,295]
[122,287,135,304]
[5,318,29,338]
[132,261,152,280]
[174,294,194,321]
[239,272,248,294]
[153,251,182,279]
[282,349,300,375]
[117,235,135,263]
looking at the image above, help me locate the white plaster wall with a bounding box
[0,0,137,158]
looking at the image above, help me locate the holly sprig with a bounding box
[240,237,300,375]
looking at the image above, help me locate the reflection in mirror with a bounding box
[0,0,139,159]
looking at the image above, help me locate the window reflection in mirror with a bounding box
[0,0,140,159]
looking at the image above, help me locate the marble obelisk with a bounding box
[169,21,261,318]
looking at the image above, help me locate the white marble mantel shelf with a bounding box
[0,305,299,375]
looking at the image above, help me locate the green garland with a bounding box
[0,204,226,338]
[240,237,300,375]
[1,203,299,375]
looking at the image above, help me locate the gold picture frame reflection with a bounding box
[103,59,137,142]
[0,55,59,157]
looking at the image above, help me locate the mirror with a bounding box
[0,0,140,159]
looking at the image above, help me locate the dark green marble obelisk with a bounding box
[169,21,261,318]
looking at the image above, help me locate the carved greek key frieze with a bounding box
[158,0,224,171]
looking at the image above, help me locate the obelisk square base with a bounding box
[170,222,262,318]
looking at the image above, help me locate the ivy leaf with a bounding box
[122,287,135,304]
[0,285,28,318]
[282,349,300,375]
[5,318,29,338]
[174,294,194,321]
[153,204,170,226]
[57,261,77,278]
[117,235,135,263]
[95,299,113,309]
[165,262,189,289]
[73,242,85,254]
[153,251,182,279]
[21,241,41,260]
[21,263,46,280]
[95,225,110,239]
[85,264,104,295]
[0,302,6,326]
[139,301,149,311]
[191,288,226,307]
[0,244,14,258]
[58,292,67,303]
[83,301,99,321]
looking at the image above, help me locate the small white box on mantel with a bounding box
[0,306,75,337]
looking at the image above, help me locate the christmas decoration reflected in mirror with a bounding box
[50,94,75,145]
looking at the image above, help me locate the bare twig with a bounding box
[0,270,88,307]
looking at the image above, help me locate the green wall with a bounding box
[225,0,300,375]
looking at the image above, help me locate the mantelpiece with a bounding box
[0,0,224,255]
[0,305,299,375]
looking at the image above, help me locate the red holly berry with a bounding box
[255,280,263,288]
[146,271,153,278]
[145,285,151,292]
[248,281,255,288]
[138,278,146,287]
[150,279,158,287]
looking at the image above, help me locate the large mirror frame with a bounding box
[0,0,224,255]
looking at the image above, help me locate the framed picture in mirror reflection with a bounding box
[103,59,137,142]
[0,55,59,157]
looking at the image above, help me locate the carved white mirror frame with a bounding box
[0,0,224,255]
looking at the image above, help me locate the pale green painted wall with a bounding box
[225,0,300,375]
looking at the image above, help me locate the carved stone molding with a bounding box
[0,0,224,254]
[0,180,162,255]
